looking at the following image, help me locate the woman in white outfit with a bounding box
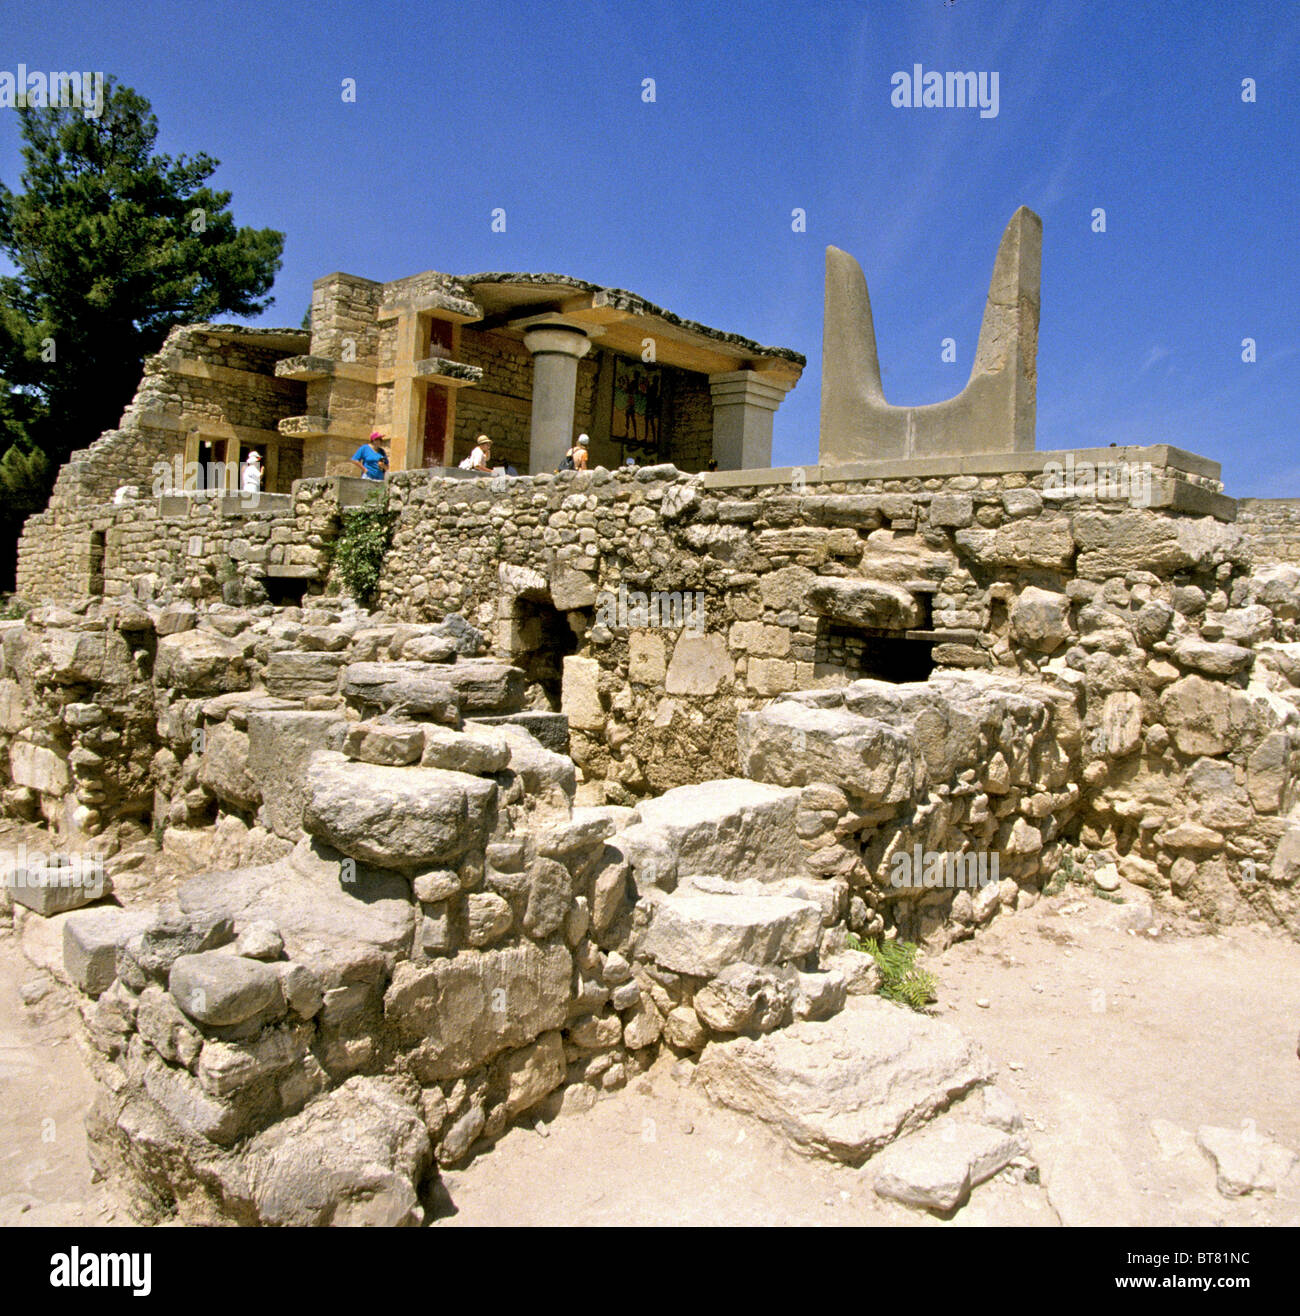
[241,450,263,494]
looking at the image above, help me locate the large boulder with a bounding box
[806,576,923,631]
[154,630,248,696]
[197,721,261,810]
[695,996,994,1164]
[738,700,920,804]
[241,1076,431,1226]
[637,888,823,977]
[612,779,804,889]
[383,943,572,1082]
[1009,586,1072,653]
[341,662,460,721]
[302,753,497,870]
[177,853,413,987]
[169,951,283,1027]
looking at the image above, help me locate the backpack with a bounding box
[558,452,575,472]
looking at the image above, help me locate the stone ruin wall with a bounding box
[12,450,1300,941]
[16,325,308,600]
[0,595,1094,1221]
[1236,498,1300,567]
[6,451,1300,1220]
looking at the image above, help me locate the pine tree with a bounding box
[0,76,285,588]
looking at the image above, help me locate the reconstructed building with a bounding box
[286,268,803,481]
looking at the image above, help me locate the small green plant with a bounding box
[0,595,29,620]
[332,490,397,606]
[847,932,937,1011]
[1043,849,1124,902]
[1043,849,1087,897]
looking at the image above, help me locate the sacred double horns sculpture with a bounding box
[819,206,1042,466]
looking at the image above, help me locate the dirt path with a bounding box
[435,890,1300,1227]
[3,879,1297,1227]
[0,929,124,1226]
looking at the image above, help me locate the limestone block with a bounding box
[264,650,346,699]
[155,630,249,696]
[628,630,666,685]
[664,631,732,696]
[697,997,994,1164]
[343,721,425,766]
[63,906,158,996]
[728,621,792,657]
[247,709,348,840]
[928,494,974,528]
[748,658,797,695]
[638,889,823,977]
[1160,676,1234,756]
[549,563,598,611]
[8,741,70,796]
[561,655,605,731]
[872,1117,1026,1212]
[384,942,572,1082]
[420,725,511,775]
[613,778,804,889]
[302,753,497,870]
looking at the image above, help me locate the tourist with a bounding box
[241,449,264,494]
[350,433,389,480]
[560,434,589,472]
[460,434,494,473]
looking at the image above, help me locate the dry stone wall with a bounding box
[1,554,1298,1221]
[1236,499,1300,566]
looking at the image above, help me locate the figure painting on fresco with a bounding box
[613,360,664,454]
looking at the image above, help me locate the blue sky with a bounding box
[1,0,1296,495]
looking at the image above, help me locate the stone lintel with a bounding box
[377,291,483,324]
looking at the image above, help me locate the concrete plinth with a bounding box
[709,371,790,470]
[524,325,592,474]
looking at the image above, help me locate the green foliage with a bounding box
[0,594,29,620]
[0,76,285,587]
[332,490,397,606]
[1042,848,1123,901]
[847,932,938,1011]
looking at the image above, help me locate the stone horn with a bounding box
[819,206,1042,466]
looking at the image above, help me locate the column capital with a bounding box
[522,323,592,360]
[708,369,791,412]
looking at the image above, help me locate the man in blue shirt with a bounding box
[350,433,389,480]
